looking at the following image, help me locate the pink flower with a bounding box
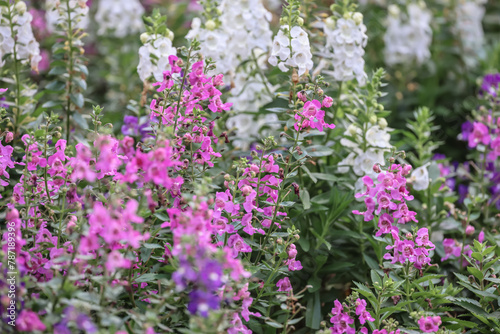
[465,225,475,236]
[276,277,292,292]
[106,250,131,273]
[227,234,252,257]
[489,136,500,159]
[418,315,441,333]
[375,213,395,237]
[297,91,307,102]
[17,309,46,331]
[468,122,490,148]
[322,96,333,108]
[478,230,485,243]
[294,99,335,132]
[415,228,435,250]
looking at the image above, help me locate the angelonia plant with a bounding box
[0,0,499,333]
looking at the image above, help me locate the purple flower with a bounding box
[76,314,97,333]
[199,260,223,290]
[121,115,151,138]
[461,121,473,141]
[276,277,292,292]
[54,323,72,334]
[187,289,220,317]
[479,73,500,97]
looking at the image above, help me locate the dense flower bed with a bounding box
[0,0,499,333]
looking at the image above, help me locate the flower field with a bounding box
[0,0,500,333]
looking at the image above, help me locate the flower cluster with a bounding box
[137,34,177,83]
[442,230,484,264]
[479,73,500,97]
[383,3,432,66]
[269,25,313,76]
[0,140,15,197]
[294,95,335,133]
[166,201,249,317]
[353,163,435,269]
[338,123,391,178]
[0,2,42,71]
[329,298,374,334]
[322,12,368,85]
[187,0,273,77]
[460,117,500,161]
[95,0,145,38]
[418,315,442,333]
[453,0,487,68]
[45,0,89,33]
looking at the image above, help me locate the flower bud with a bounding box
[465,225,475,236]
[15,1,27,14]
[140,32,149,44]
[297,91,307,102]
[205,20,216,30]
[347,124,358,136]
[297,17,304,26]
[353,12,363,25]
[325,17,336,30]
[224,174,231,181]
[373,164,381,173]
[369,115,377,125]
[388,4,400,17]
[322,96,333,108]
[5,132,13,143]
[166,29,174,41]
[241,185,252,196]
[378,118,388,129]
[343,12,352,20]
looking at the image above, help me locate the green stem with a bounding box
[7,4,22,136]
[65,0,74,143]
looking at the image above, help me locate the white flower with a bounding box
[453,0,486,68]
[95,0,145,38]
[322,16,368,85]
[353,149,385,176]
[383,3,432,66]
[185,0,274,114]
[270,25,313,76]
[45,0,89,32]
[411,166,430,191]
[0,9,41,71]
[366,125,391,148]
[338,152,356,173]
[137,35,177,82]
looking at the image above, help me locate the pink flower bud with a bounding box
[5,132,13,143]
[478,230,485,243]
[322,96,333,108]
[6,208,19,221]
[465,225,475,236]
[373,164,381,173]
[297,91,307,102]
[249,164,259,173]
[402,165,412,175]
[241,185,252,196]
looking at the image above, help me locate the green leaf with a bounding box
[72,113,88,130]
[142,243,163,249]
[467,266,484,281]
[306,145,334,157]
[300,189,311,210]
[73,78,87,90]
[309,173,337,182]
[48,66,67,76]
[305,291,321,329]
[70,93,84,108]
